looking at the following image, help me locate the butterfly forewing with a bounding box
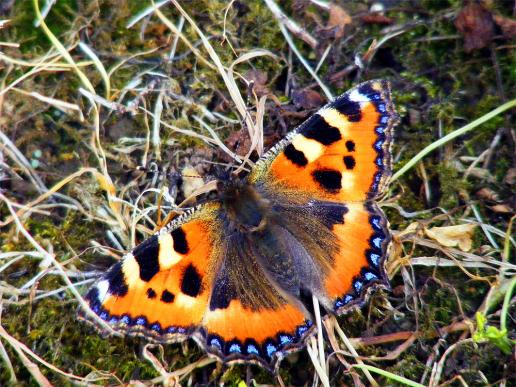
[250,80,397,202]
[81,204,220,341]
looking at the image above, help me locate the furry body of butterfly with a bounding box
[80,79,399,372]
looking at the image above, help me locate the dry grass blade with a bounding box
[78,42,111,100]
[166,1,262,160]
[32,0,94,94]
[1,1,513,385]
[11,87,84,120]
[306,336,330,387]
[0,337,16,383]
[277,22,333,100]
[330,317,378,386]
[263,0,318,48]
[0,324,53,387]
[0,193,117,336]
[0,305,90,384]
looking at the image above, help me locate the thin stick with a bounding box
[306,338,330,387]
[277,23,333,100]
[334,321,378,386]
[263,0,318,49]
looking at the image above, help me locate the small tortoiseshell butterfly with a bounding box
[80,80,399,372]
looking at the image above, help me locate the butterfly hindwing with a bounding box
[270,199,390,314]
[250,80,397,202]
[81,202,314,371]
[199,228,314,368]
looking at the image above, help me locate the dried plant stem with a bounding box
[333,319,378,386]
[263,0,318,48]
[0,193,117,335]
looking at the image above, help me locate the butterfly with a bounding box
[79,80,399,372]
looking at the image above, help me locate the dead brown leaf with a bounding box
[425,224,477,252]
[328,4,351,39]
[292,89,324,110]
[225,129,252,159]
[493,14,516,38]
[488,204,513,214]
[455,2,495,52]
[361,14,393,25]
[476,187,500,202]
[181,165,205,199]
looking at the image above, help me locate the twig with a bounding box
[277,23,333,100]
[263,0,318,49]
[429,338,474,387]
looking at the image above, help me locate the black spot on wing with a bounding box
[161,289,175,303]
[333,96,362,122]
[181,264,202,297]
[171,227,189,254]
[85,287,101,313]
[358,82,381,100]
[146,288,157,299]
[302,115,342,145]
[106,262,128,297]
[209,273,234,310]
[343,155,356,170]
[284,144,308,166]
[345,140,355,152]
[133,235,160,282]
[309,201,348,229]
[312,169,342,192]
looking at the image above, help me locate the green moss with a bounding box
[2,0,514,384]
[387,354,427,384]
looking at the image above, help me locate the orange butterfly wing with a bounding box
[81,202,313,371]
[249,80,397,312]
[81,204,220,340]
[250,80,397,201]
[80,80,398,371]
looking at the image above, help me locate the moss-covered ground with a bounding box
[1,0,514,385]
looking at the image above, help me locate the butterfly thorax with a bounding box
[218,180,272,233]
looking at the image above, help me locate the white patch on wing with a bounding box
[341,170,356,191]
[292,135,324,162]
[158,232,182,269]
[176,293,201,308]
[96,279,110,302]
[348,89,370,103]
[343,202,361,223]
[319,109,350,136]
[122,253,142,287]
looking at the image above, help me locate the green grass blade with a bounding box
[352,364,425,387]
[391,99,516,182]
